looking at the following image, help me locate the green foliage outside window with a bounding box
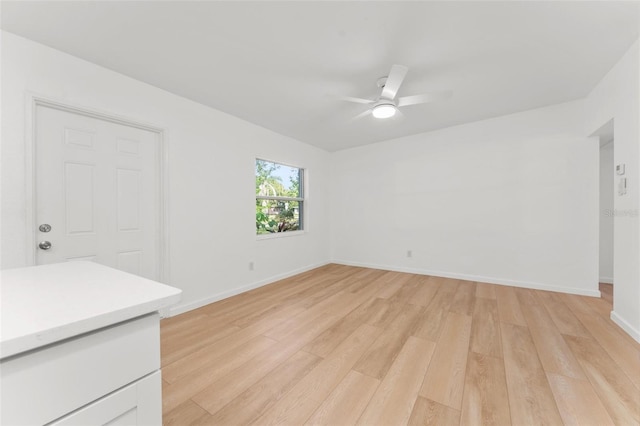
[256,159,303,234]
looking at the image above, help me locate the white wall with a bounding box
[331,100,600,297]
[1,32,331,314]
[599,141,614,283]
[585,40,640,341]
[3,31,636,337]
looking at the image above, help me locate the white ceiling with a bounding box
[2,1,639,151]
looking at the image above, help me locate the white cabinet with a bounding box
[0,262,180,425]
[0,262,181,426]
[1,314,162,425]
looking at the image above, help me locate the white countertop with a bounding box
[0,262,182,359]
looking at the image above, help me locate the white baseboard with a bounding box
[332,259,601,297]
[599,277,614,284]
[167,258,605,317]
[611,311,640,343]
[166,261,330,317]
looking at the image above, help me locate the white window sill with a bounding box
[256,230,306,240]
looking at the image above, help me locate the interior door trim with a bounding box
[25,94,170,284]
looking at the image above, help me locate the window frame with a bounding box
[255,158,305,237]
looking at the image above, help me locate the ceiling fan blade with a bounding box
[380,64,408,100]
[349,109,372,122]
[397,90,453,107]
[337,95,376,105]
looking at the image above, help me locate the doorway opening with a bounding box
[594,120,614,307]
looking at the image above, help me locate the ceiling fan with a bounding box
[341,64,452,120]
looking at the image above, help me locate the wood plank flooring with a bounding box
[161,265,640,425]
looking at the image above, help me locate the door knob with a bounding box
[39,241,52,250]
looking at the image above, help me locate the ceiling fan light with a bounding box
[372,104,397,119]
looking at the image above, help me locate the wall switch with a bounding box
[249,261,254,271]
[407,250,412,258]
[618,177,627,195]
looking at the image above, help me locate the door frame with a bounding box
[24,94,170,283]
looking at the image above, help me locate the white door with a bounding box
[35,105,160,280]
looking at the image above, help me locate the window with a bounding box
[256,159,304,235]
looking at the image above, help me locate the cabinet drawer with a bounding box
[1,314,159,426]
[50,371,161,426]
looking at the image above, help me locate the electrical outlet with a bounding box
[407,250,412,258]
[249,261,254,271]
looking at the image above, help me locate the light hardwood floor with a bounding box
[161,265,640,425]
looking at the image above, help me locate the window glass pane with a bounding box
[256,159,301,198]
[256,159,304,234]
[256,199,301,234]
